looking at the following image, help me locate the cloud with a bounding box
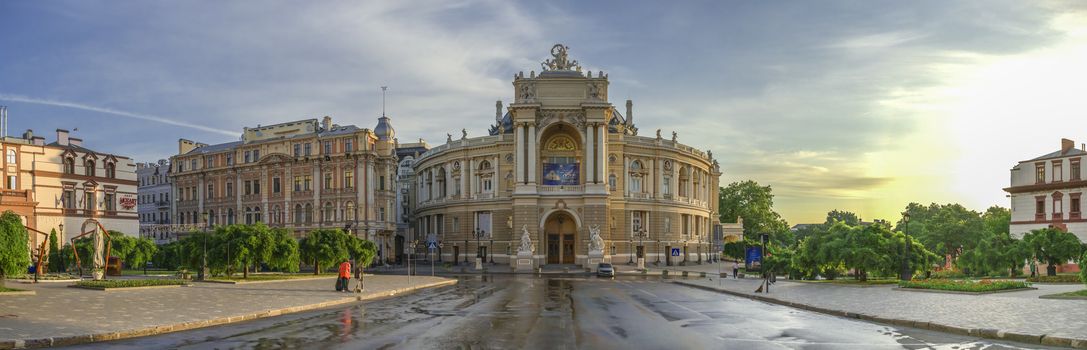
[0,93,238,137]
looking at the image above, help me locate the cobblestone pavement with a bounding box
[677,278,1087,348]
[0,275,454,348]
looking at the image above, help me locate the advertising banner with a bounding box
[119,194,137,210]
[745,246,762,271]
[542,163,579,185]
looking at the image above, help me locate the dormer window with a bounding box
[105,162,116,179]
[85,160,96,177]
[64,157,76,174]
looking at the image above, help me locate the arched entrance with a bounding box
[544,211,577,264]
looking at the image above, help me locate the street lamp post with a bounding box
[463,240,469,264]
[474,228,485,259]
[900,212,912,281]
[488,239,494,264]
[627,239,634,264]
[656,239,661,265]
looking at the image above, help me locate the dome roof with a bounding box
[374,116,395,141]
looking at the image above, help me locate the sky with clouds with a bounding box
[2,1,1087,224]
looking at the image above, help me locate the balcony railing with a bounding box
[540,185,584,194]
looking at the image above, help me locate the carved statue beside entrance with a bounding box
[588,225,604,253]
[518,225,535,254]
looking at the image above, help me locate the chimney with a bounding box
[56,129,70,146]
[22,129,33,140]
[322,116,332,131]
[31,136,44,146]
[625,100,633,126]
[69,137,83,146]
[1062,138,1074,153]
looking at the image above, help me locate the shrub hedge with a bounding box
[899,279,1030,292]
[74,279,188,289]
[1026,275,1083,283]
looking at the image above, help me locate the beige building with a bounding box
[0,128,138,249]
[411,45,722,268]
[168,116,399,257]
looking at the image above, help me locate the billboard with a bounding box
[542,163,579,185]
[745,246,762,271]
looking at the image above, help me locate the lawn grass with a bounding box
[801,279,899,285]
[899,279,1031,292]
[0,286,28,292]
[74,279,189,289]
[1069,289,1087,297]
[205,273,329,282]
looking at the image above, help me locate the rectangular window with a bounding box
[244,151,251,163]
[379,207,386,221]
[207,184,214,198]
[190,159,197,171]
[1036,199,1045,214]
[1036,163,1046,184]
[1074,161,1082,181]
[84,192,95,212]
[273,177,281,193]
[631,211,645,234]
[475,212,492,237]
[253,180,260,194]
[324,173,333,190]
[304,176,312,191]
[1072,197,1081,213]
[345,139,353,152]
[205,156,213,168]
[1054,162,1063,182]
[345,170,354,188]
[6,175,15,189]
[226,153,233,165]
[104,193,115,211]
[252,150,260,161]
[293,144,301,157]
[294,176,302,192]
[244,180,252,195]
[304,143,312,156]
[324,141,332,155]
[379,175,385,191]
[63,190,75,209]
[227,182,234,197]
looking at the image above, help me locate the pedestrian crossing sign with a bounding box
[671,248,681,256]
[428,241,438,249]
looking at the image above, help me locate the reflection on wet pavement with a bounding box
[70,275,1057,350]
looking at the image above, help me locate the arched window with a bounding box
[294,204,303,224]
[64,157,75,174]
[85,160,96,177]
[6,149,15,165]
[345,201,355,221]
[304,203,313,223]
[208,210,216,226]
[323,202,334,222]
[478,161,493,193]
[254,206,262,223]
[437,167,447,198]
[679,166,690,197]
[227,208,235,225]
[245,207,252,225]
[608,173,617,191]
[629,160,644,193]
[105,162,116,178]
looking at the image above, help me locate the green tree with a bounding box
[47,229,65,273]
[267,228,300,273]
[106,233,158,270]
[299,229,350,275]
[718,180,792,246]
[897,203,985,264]
[825,210,861,226]
[1022,228,1084,276]
[153,241,184,270]
[0,210,30,288]
[1080,251,1087,287]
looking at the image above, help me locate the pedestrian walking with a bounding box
[337,260,352,293]
[732,262,739,279]
[353,260,364,293]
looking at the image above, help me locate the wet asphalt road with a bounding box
[69,275,1056,350]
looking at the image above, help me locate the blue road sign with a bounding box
[671,248,681,256]
[427,241,438,250]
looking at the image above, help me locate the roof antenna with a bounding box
[381,86,388,117]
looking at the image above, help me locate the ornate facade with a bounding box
[168,116,399,258]
[412,45,722,267]
[137,159,174,244]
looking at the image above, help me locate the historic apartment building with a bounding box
[0,127,138,250]
[137,159,174,244]
[411,45,722,268]
[1005,138,1086,273]
[168,116,399,258]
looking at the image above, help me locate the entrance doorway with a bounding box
[544,211,578,265]
[453,246,459,264]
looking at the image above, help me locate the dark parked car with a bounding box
[597,263,615,277]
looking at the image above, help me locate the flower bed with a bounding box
[899,279,1031,293]
[74,279,189,289]
[1026,275,1083,283]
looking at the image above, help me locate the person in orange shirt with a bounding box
[337,260,352,292]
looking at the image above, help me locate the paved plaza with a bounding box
[0,275,454,349]
[675,277,1087,348]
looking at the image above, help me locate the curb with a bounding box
[673,281,1087,350]
[197,276,338,285]
[12,279,82,284]
[67,284,192,292]
[0,278,457,349]
[893,287,1038,295]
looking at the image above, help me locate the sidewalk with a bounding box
[0,275,455,349]
[674,278,1087,349]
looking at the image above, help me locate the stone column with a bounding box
[515,123,525,184]
[585,123,594,184]
[313,166,321,225]
[597,123,607,184]
[468,159,475,198]
[260,167,269,222]
[285,167,293,224]
[528,123,537,184]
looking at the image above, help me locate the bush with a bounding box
[900,279,1030,292]
[74,279,188,289]
[1026,275,1083,283]
[929,269,968,279]
[1081,251,1087,286]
